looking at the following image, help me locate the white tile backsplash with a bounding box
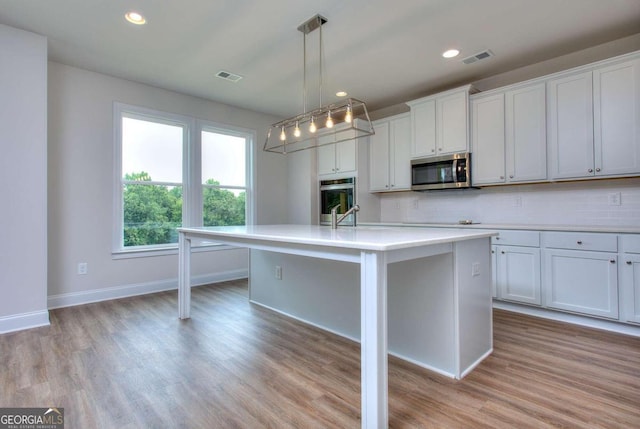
[380,178,640,227]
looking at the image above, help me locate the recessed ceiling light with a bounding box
[442,49,460,59]
[336,91,348,97]
[125,11,146,25]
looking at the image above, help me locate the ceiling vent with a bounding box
[215,70,243,82]
[461,50,494,65]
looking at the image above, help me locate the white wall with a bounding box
[380,178,640,227]
[47,62,287,307]
[0,25,49,332]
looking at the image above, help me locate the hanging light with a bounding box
[264,14,374,154]
[344,105,353,123]
[325,111,334,128]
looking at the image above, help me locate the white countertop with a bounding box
[361,222,640,234]
[178,224,496,252]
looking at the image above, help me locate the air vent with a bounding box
[461,50,494,65]
[215,70,243,82]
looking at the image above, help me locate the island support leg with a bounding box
[178,231,191,319]
[360,251,388,429]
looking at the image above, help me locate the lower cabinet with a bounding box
[543,249,618,319]
[542,231,619,319]
[491,230,541,305]
[621,235,640,324]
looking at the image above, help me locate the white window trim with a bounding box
[112,102,255,258]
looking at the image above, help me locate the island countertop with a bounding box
[177,224,497,252]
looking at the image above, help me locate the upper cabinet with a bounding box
[407,86,473,158]
[317,139,357,177]
[548,57,640,180]
[472,82,547,185]
[369,113,411,192]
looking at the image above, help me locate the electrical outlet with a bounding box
[608,192,621,206]
[77,262,88,275]
[275,265,282,280]
[471,262,480,277]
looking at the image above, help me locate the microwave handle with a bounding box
[452,159,459,183]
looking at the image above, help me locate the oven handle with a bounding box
[320,184,355,191]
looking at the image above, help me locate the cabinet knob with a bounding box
[610,259,616,264]
[596,168,601,172]
[495,237,500,240]
[627,261,633,265]
[500,176,505,180]
[509,175,514,179]
[491,250,495,254]
[431,149,435,153]
[438,148,442,151]
[577,240,583,245]
[391,184,395,188]
[588,168,593,173]
[501,251,505,254]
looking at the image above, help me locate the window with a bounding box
[114,103,253,254]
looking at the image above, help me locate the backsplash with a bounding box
[380,177,640,227]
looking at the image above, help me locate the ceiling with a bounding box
[1,0,640,119]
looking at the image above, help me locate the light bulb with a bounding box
[309,117,317,133]
[326,111,334,128]
[279,126,286,141]
[344,106,352,123]
[293,121,301,138]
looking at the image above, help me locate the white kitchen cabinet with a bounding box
[471,83,546,186]
[317,139,357,177]
[593,58,640,177]
[620,235,640,324]
[492,231,541,305]
[407,86,472,158]
[369,114,411,192]
[542,232,619,319]
[471,93,505,185]
[547,71,594,180]
[548,57,640,180]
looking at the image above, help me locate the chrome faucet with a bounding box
[331,204,360,229]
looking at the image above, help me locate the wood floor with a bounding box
[1,280,639,428]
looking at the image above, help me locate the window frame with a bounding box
[113,102,254,258]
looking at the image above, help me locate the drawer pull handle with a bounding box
[610,259,616,264]
[577,240,583,245]
[627,261,633,265]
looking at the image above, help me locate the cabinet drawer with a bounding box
[542,232,617,252]
[492,230,539,247]
[621,234,640,254]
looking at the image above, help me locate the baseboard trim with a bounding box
[48,269,248,309]
[0,310,50,334]
[494,301,640,338]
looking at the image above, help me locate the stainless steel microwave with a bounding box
[411,152,472,191]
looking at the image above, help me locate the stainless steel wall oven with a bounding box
[319,178,356,226]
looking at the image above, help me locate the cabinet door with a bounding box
[369,121,390,191]
[336,139,357,174]
[593,59,640,176]
[621,254,640,324]
[471,93,505,185]
[390,115,411,190]
[544,249,618,319]
[317,144,336,176]
[496,245,541,305]
[547,71,594,179]
[437,90,468,154]
[506,83,547,182]
[410,99,436,157]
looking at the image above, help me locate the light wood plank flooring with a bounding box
[1,280,639,428]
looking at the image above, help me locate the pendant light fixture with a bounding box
[264,14,374,154]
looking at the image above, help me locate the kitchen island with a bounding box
[177,224,496,429]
